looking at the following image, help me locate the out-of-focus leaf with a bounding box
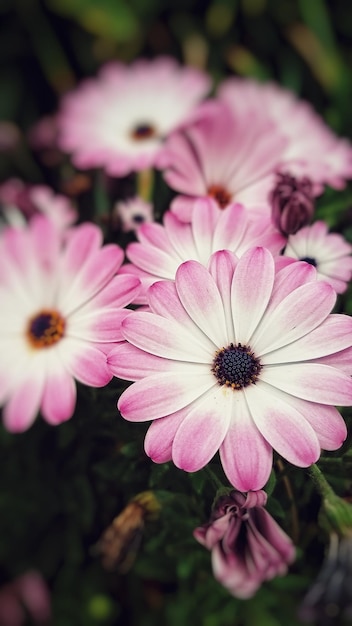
[47,0,140,41]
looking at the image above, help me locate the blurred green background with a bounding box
[1,1,352,625]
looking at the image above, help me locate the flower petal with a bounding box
[58,339,112,387]
[118,370,215,422]
[260,363,352,405]
[252,281,336,355]
[231,247,275,344]
[175,260,228,345]
[244,382,321,466]
[172,386,231,471]
[2,373,44,433]
[41,365,76,425]
[219,392,273,491]
[121,310,214,362]
[144,409,187,463]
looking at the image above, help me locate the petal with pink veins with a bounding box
[118,370,215,421]
[260,362,352,405]
[175,260,228,345]
[231,248,275,345]
[172,386,231,471]
[144,409,187,463]
[220,392,273,491]
[244,381,321,466]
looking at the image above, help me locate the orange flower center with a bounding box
[26,309,66,349]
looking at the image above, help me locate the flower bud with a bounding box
[270,172,314,235]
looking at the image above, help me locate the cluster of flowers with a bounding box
[1,57,352,604]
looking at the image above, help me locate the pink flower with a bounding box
[0,571,51,626]
[280,221,352,294]
[161,100,287,222]
[109,247,352,491]
[194,490,295,599]
[0,179,77,231]
[114,196,154,233]
[0,216,140,432]
[58,57,211,176]
[119,200,285,304]
[219,78,352,193]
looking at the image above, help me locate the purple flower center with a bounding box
[300,256,317,267]
[212,343,262,389]
[132,214,145,224]
[26,309,66,349]
[130,123,156,141]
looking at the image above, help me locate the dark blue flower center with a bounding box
[299,256,317,267]
[212,343,262,389]
[27,309,65,349]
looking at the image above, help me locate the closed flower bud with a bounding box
[194,490,295,599]
[270,172,314,235]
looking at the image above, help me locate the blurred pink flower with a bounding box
[219,78,352,193]
[0,216,140,432]
[58,57,211,176]
[0,570,51,626]
[0,121,21,152]
[114,196,154,233]
[0,179,77,231]
[194,490,295,599]
[162,100,287,222]
[280,221,352,294]
[110,248,352,491]
[119,200,285,304]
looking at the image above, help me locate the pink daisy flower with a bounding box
[0,179,77,231]
[119,200,285,304]
[58,57,211,176]
[0,216,140,432]
[219,78,352,193]
[109,247,352,491]
[113,196,154,233]
[161,100,287,222]
[194,490,295,599]
[280,221,352,294]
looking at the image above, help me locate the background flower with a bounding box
[58,57,211,176]
[281,221,352,293]
[161,100,287,222]
[119,200,285,303]
[0,216,140,431]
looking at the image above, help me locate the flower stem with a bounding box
[137,169,154,202]
[307,463,336,500]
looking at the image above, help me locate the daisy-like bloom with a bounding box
[194,490,295,599]
[219,77,352,193]
[0,216,140,432]
[109,247,352,490]
[280,221,352,294]
[270,172,315,236]
[161,100,287,222]
[57,57,211,176]
[0,179,77,231]
[119,200,285,304]
[113,196,154,233]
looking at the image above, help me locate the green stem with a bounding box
[308,463,336,499]
[307,464,336,500]
[204,465,226,491]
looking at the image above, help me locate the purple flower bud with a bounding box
[194,490,295,599]
[270,172,314,236]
